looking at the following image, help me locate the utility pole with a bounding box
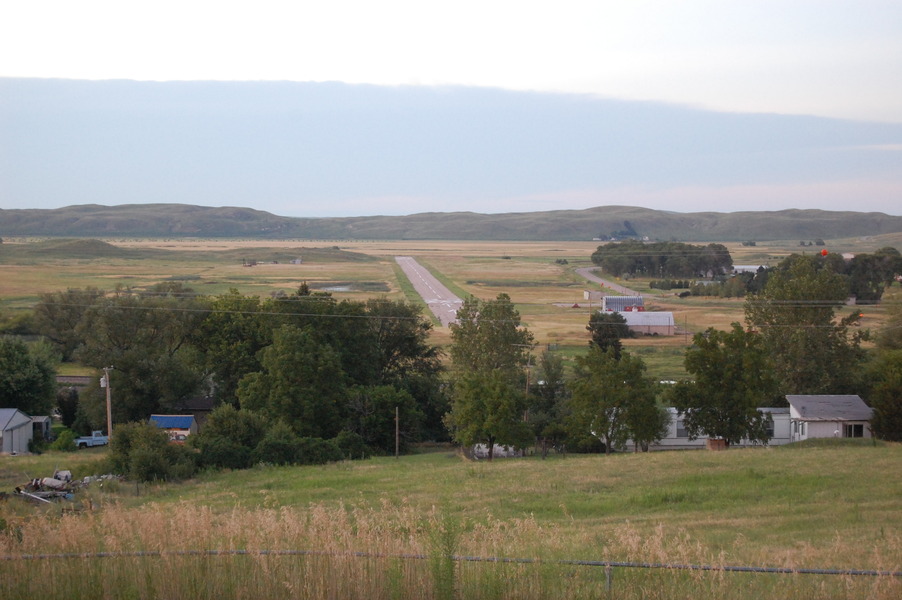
[395,406,399,458]
[101,366,114,439]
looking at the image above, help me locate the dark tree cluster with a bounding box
[591,240,733,278]
[32,285,446,457]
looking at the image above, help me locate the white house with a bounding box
[642,407,791,451]
[786,395,873,442]
[0,408,34,455]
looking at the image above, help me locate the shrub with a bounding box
[200,438,252,470]
[251,421,302,465]
[50,429,77,452]
[105,422,173,480]
[334,430,372,460]
[295,437,344,465]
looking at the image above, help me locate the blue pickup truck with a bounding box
[75,431,109,448]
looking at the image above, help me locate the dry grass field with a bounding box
[0,235,897,380]
[1,443,900,599]
[2,235,901,598]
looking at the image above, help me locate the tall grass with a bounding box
[2,500,898,599]
[2,444,900,598]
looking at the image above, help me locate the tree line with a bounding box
[591,240,733,278]
[17,284,446,456]
[443,253,902,456]
[2,248,901,475]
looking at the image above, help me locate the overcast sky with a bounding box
[1,1,901,217]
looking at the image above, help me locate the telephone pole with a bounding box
[101,366,114,439]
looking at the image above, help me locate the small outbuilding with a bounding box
[149,414,199,443]
[618,311,675,336]
[1,408,34,455]
[32,415,53,442]
[786,395,873,442]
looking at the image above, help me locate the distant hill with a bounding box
[2,203,902,242]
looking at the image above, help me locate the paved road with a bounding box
[575,267,641,296]
[395,256,463,327]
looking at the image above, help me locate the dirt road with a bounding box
[575,267,641,296]
[395,256,463,327]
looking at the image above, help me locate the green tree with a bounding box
[449,293,534,378]
[444,369,532,460]
[744,254,866,395]
[586,311,632,358]
[56,386,79,428]
[237,325,347,439]
[865,350,902,441]
[0,336,57,415]
[74,289,206,421]
[527,350,569,455]
[626,387,671,452]
[876,297,902,352]
[568,347,657,454]
[669,324,777,446]
[107,421,196,481]
[364,297,443,387]
[190,290,271,406]
[33,287,104,360]
[190,404,267,469]
[344,385,423,454]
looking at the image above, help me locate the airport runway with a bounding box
[395,256,463,327]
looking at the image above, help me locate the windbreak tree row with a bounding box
[32,284,448,454]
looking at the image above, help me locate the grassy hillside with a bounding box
[3,203,902,241]
[1,442,899,599]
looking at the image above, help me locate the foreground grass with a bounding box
[1,442,899,598]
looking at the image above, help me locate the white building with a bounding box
[640,407,791,451]
[786,395,873,442]
[618,311,675,336]
[0,408,34,455]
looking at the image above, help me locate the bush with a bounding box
[200,438,252,470]
[334,430,372,460]
[251,421,302,465]
[104,421,196,481]
[50,430,77,452]
[295,437,344,465]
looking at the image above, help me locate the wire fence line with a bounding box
[2,548,899,578]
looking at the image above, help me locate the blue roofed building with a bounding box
[149,414,198,443]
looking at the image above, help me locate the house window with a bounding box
[843,424,864,438]
[676,420,688,438]
[764,416,774,438]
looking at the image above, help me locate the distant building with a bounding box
[0,408,33,455]
[616,310,675,336]
[149,415,199,443]
[786,395,873,441]
[602,296,644,312]
[640,407,791,450]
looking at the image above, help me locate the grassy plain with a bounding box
[1,235,901,597]
[2,235,895,380]
[1,442,900,599]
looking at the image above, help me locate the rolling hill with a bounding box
[2,203,902,242]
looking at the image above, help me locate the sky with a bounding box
[1,1,901,217]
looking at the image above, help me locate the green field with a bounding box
[1,236,899,382]
[1,442,900,599]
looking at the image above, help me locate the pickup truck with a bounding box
[75,431,109,448]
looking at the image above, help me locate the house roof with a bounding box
[0,408,32,431]
[786,395,873,421]
[618,311,674,327]
[602,296,644,311]
[149,415,197,429]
